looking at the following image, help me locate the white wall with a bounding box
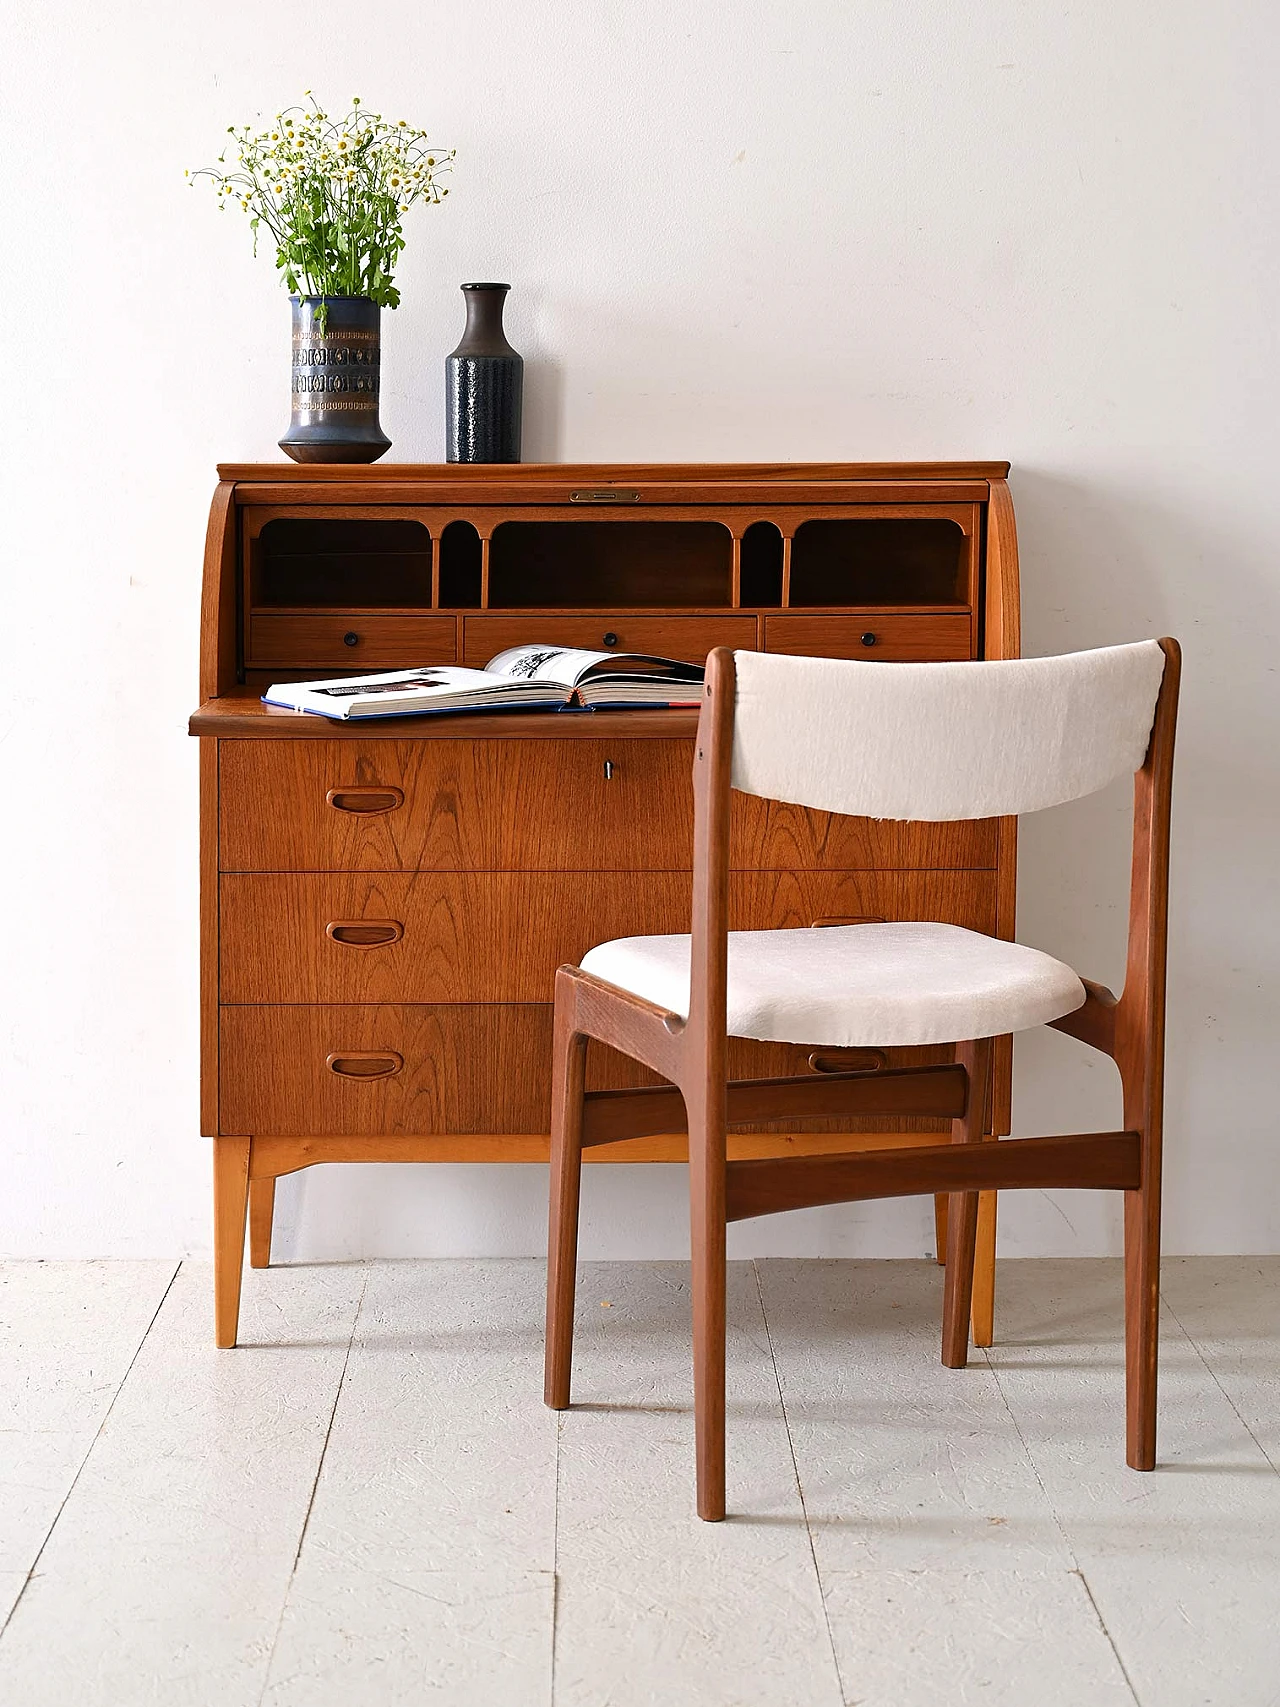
[1,0,1276,1261]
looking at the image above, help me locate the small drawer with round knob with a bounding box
[462,613,758,668]
[764,612,973,663]
[247,613,457,670]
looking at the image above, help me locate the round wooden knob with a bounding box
[860,632,877,647]
[602,631,618,647]
[343,631,360,647]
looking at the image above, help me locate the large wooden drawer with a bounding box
[248,613,457,669]
[462,613,757,667]
[219,869,998,1004]
[764,612,972,661]
[219,1002,954,1137]
[218,741,997,874]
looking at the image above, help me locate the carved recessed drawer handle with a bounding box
[810,915,886,928]
[325,786,405,815]
[808,1049,889,1075]
[326,1051,404,1080]
[326,920,405,949]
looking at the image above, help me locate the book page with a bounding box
[486,645,704,686]
[300,666,509,701]
[485,645,612,687]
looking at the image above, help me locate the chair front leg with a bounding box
[544,992,589,1411]
[1123,1063,1162,1470]
[686,1080,729,1522]
[941,1039,993,1369]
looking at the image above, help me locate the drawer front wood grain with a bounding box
[219,869,998,1004]
[765,612,972,661]
[219,738,693,873]
[462,613,758,667]
[218,740,996,874]
[221,1004,561,1135]
[219,1002,956,1137]
[248,613,457,669]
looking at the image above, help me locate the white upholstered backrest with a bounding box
[730,641,1167,821]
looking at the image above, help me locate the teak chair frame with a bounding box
[545,640,1181,1521]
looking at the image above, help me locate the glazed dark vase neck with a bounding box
[454,283,517,357]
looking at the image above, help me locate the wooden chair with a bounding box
[544,639,1180,1520]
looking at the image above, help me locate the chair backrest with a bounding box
[730,641,1168,821]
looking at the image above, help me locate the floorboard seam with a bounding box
[981,1344,1144,1704]
[1161,1290,1280,1477]
[753,1261,847,1706]
[979,1345,1082,1572]
[1076,1566,1145,1707]
[550,1404,563,1707]
[0,1258,182,1643]
[255,1263,370,1707]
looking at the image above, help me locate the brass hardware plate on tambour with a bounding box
[569,490,641,503]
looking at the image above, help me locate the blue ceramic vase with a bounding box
[279,295,391,464]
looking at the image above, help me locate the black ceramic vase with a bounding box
[446,282,523,462]
[279,295,391,464]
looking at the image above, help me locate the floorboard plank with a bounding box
[0,1259,177,1627]
[1160,1255,1280,1470]
[552,1260,842,1707]
[820,1568,1136,1707]
[986,1258,1280,1707]
[0,1261,365,1707]
[758,1258,1070,1572]
[0,1259,177,1433]
[261,1260,555,1707]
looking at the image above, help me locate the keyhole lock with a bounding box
[343,631,360,647]
[604,760,615,780]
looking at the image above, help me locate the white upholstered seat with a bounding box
[580,920,1086,1049]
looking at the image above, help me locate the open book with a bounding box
[261,643,706,721]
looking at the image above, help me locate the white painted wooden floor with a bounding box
[1,1257,1277,1705]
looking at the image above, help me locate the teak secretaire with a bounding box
[190,461,1020,1346]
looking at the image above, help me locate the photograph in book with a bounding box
[261,644,706,721]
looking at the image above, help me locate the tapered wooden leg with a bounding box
[213,1137,251,1349]
[687,1079,728,1523]
[941,1040,992,1369]
[248,1177,276,1269]
[544,993,588,1411]
[933,1194,948,1264]
[1124,1182,1160,1469]
[971,1190,997,1346]
[942,1192,979,1368]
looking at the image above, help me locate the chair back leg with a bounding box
[941,1039,993,1368]
[544,995,589,1411]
